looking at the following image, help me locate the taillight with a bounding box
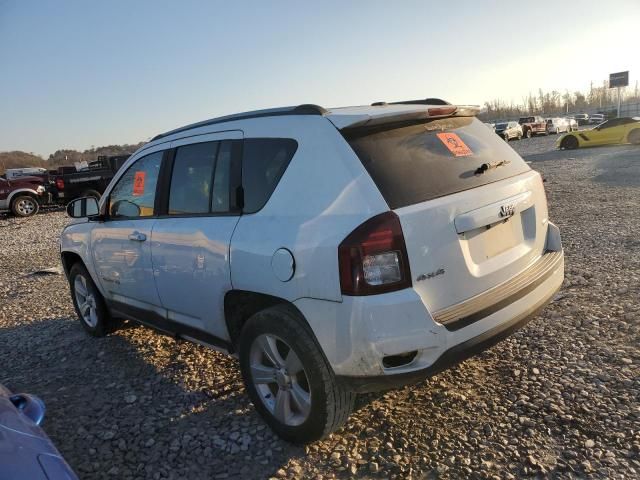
[56,178,64,190]
[338,211,412,296]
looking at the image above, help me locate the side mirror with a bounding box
[66,196,99,218]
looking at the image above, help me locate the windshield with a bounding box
[495,122,508,129]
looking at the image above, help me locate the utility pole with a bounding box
[617,87,622,118]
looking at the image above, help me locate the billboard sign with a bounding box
[609,71,629,88]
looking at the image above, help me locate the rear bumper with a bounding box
[336,277,560,393]
[295,226,564,391]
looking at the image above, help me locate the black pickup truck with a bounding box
[50,155,129,203]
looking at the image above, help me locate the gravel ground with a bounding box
[1,137,639,479]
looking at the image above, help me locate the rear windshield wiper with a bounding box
[475,160,510,175]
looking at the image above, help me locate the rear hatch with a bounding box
[342,115,549,323]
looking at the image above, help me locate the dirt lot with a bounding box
[1,136,639,479]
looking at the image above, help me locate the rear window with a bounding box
[343,117,531,209]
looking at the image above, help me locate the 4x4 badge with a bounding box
[499,204,515,218]
[416,268,445,282]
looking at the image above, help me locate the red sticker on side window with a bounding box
[133,171,146,196]
[436,132,473,157]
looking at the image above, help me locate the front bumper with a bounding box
[294,224,564,391]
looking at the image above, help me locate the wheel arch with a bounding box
[8,189,40,206]
[224,290,314,349]
[627,127,640,144]
[60,251,85,278]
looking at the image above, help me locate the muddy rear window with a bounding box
[343,117,531,209]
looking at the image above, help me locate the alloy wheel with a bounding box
[16,198,36,216]
[74,274,98,328]
[249,334,311,427]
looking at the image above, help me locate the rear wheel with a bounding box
[239,304,355,443]
[11,195,39,217]
[517,132,522,140]
[561,135,579,150]
[504,133,510,142]
[525,128,532,139]
[69,263,115,337]
[628,129,640,145]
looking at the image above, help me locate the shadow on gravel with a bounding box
[0,317,307,479]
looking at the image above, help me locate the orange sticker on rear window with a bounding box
[133,171,146,196]
[436,132,473,157]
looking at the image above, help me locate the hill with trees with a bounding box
[0,142,145,175]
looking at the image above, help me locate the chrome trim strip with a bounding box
[433,250,563,329]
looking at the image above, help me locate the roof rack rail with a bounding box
[151,104,327,142]
[389,98,451,106]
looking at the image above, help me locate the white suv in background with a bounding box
[61,99,564,443]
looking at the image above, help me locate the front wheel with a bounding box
[504,133,510,142]
[69,263,116,337]
[11,195,39,217]
[628,129,640,145]
[525,129,532,139]
[239,305,355,443]
[561,135,579,150]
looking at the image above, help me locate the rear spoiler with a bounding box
[327,103,481,130]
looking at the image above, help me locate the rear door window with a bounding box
[241,138,297,213]
[343,117,531,209]
[169,142,218,215]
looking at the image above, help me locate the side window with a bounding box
[109,151,163,218]
[168,142,218,215]
[242,138,298,213]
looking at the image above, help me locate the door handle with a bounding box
[128,232,147,242]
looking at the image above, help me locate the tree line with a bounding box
[482,81,640,121]
[0,143,145,175]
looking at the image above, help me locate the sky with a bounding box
[1,0,639,157]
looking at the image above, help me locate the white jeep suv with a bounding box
[61,99,564,443]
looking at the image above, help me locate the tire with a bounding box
[556,127,560,134]
[517,132,522,140]
[561,135,579,150]
[525,129,532,139]
[504,133,510,142]
[11,195,39,217]
[69,263,115,337]
[81,189,102,200]
[628,129,640,145]
[239,304,356,443]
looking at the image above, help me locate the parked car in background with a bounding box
[61,99,564,443]
[572,113,589,125]
[494,121,523,141]
[4,167,48,180]
[0,383,78,479]
[565,117,578,131]
[50,154,130,203]
[0,174,49,217]
[518,116,547,137]
[557,117,640,149]
[546,117,570,134]
[589,113,607,125]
